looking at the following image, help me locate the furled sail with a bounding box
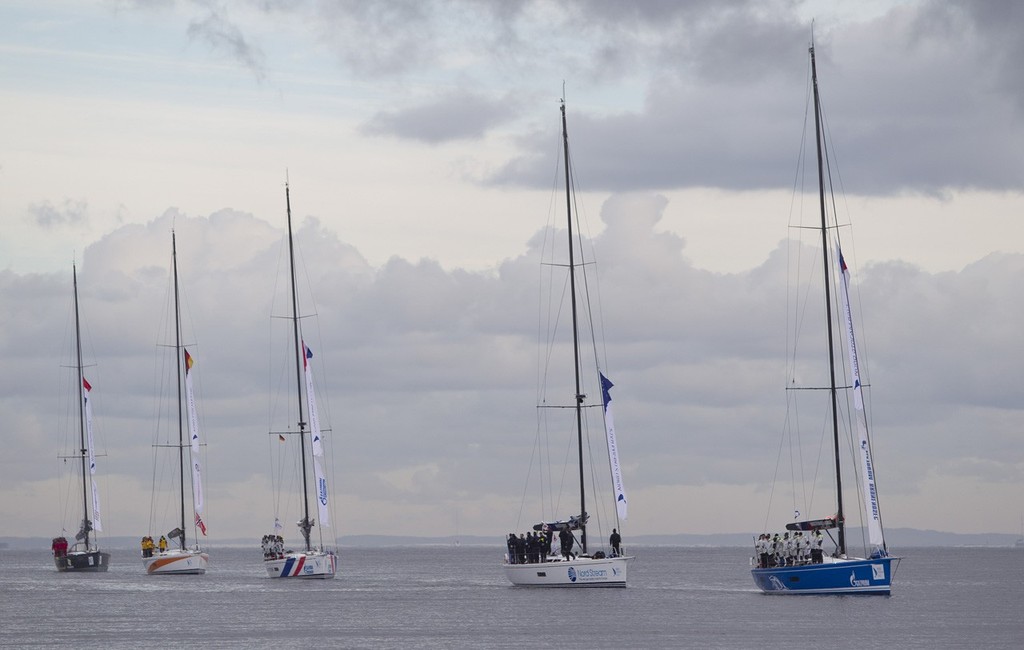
[600,373,628,521]
[532,513,588,532]
[785,516,838,531]
[836,247,884,549]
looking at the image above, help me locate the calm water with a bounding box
[1,546,1022,649]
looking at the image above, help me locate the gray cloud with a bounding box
[29,199,89,229]
[3,195,1021,537]
[186,4,266,81]
[121,1,1024,195]
[361,92,523,143]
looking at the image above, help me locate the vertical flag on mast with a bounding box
[302,341,329,527]
[600,373,628,521]
[183,348,205,534]
[82,377,102,532]
[837,247,883,548]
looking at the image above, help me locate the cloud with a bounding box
[113,1,1024,196]
[186,4,266,81]
[29,199,89,229]
[361,92,523,143]
[3,194,1021,538]
[5,1,1024,539]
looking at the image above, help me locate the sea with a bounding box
[1,545,1021,649]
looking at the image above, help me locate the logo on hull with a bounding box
[849,571,869,587]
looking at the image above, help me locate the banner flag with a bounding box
[600,373,628,521]
[837,247,883,548]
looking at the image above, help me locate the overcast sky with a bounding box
[2,0,1022,547]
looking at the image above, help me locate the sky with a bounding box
[1,0,1022,547]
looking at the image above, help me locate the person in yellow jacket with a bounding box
[158,535,168,553]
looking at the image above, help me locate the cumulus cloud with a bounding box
[3,196,1020,538]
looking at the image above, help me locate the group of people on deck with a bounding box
[261,534,286,560]
[140,535,167,558]
[506,528,623,564]
[754,530,824,568]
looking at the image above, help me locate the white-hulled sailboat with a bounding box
[143,231,209,575]
[262,182,337,579]
[52,263,110,572]
[750,42,899,595]
[504,99,631,587]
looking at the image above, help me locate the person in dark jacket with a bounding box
[609,529,622,556]
[559,527,572,560]
[507,533,517,564]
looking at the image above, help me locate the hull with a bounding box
[54,550,110,572]
[144,549,209,575]
[504,555,630,587]
[751,555,899,595]
[265,551,336,579]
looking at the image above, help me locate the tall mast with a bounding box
[286,182,313,552]
[72,263,91,549]
[561,100,588,554]
[810,45,846,555]
[172,231,187,550]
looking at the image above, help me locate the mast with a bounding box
[810,45,846,555]
[171,231,187,550]
[285,182,314,552]
[72,263,91,549]
[561,100,587,554]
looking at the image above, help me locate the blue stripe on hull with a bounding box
[280,557,296,576]
[751,556,897,595]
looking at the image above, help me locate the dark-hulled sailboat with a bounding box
[52,263,110,572]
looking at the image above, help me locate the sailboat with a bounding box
[143,231,209,575]
[750,43,900,595]
[51,263,111,572]
[503,100,631,587]
[262,182,337,579]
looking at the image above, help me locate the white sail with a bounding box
[600,373,628,521]
[184,348,204,519]
[303,342,329,527]
[82,377,102,532]
[836,247,883,548]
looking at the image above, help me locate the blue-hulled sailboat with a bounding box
[751,43,900,595]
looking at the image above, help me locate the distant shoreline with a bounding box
[5,528,1022,550]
